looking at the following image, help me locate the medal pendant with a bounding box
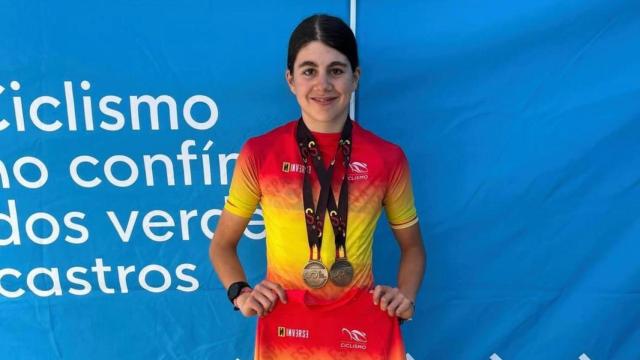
[302,260,329,289]
[329,258,354,287]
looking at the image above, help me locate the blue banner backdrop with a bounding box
[360,1,640,359]
[1,1,639,359]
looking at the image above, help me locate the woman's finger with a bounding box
[379,288,397,311]
[261,280,287,304]
[251,290,274,314]
[395,299,413,318]
[243,296,264,317]
[372,285,387,305]
[386,294,404,316]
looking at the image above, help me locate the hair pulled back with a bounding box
[287,14,359,74]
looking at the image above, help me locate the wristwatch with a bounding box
[227,281,251,310]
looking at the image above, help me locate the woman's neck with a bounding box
[301,113,349,133]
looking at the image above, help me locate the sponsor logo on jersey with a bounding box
[340,328,367,350]
[348,161,369,181]
[283,161,368,180]
[282,162,308,174]
[349,162,368,174]
[277,326,310,339]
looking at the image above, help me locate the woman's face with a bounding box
[286,41,360,131]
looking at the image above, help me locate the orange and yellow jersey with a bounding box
[225,120,418,300]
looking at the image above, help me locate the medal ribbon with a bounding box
[296,118,352,262]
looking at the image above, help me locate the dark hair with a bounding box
[287,14,359,74]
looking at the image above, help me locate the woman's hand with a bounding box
[371,285,415,320]
[236,280,287,317]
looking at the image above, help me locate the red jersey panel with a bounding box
[225,120,418,300]
[255,289,406,360]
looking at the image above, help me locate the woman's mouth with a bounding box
[311,96,338,105]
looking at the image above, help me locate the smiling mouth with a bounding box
[311,96,338,105]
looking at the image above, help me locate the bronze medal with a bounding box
[302,260,329,289]
[297,119,354,291]
[329,258,354,287]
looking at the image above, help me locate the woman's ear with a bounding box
[352,67,361,91]
[285,70,296,94]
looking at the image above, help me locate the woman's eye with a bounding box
[330,68,344,76]
[302,68,315,76]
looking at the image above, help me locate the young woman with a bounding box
[210,14,425,358]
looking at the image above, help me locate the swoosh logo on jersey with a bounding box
[341,328,367,343]
[349,162,368,174]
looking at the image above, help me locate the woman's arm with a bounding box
[394,223,426,302]
[372,222,426,319]
[210,209,286,317]
[209,210,251,287]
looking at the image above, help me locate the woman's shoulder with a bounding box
[244,120,297,148]
[353,121,405,156]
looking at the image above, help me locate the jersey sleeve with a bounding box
[224,139,261,218]
[383,148,419,229]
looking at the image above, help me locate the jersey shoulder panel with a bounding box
[353,122,418,228]
[224,121,297,218]
[353,122,402,154]
[245,120,297,153]
[353,122,406,162]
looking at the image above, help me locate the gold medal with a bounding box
[329,258,354,287]
[302,260,329,288]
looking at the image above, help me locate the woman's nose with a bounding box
[314,71,333,91]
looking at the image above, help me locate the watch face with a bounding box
[230,284,241,296]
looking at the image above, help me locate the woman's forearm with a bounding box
[393,224,426,301]
[209,210,252,288]
[210,241,248,288]
[397,242,426,301]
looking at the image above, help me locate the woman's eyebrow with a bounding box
[298,61,318,68]
[328,61,348,67]
[297,61,349,68]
